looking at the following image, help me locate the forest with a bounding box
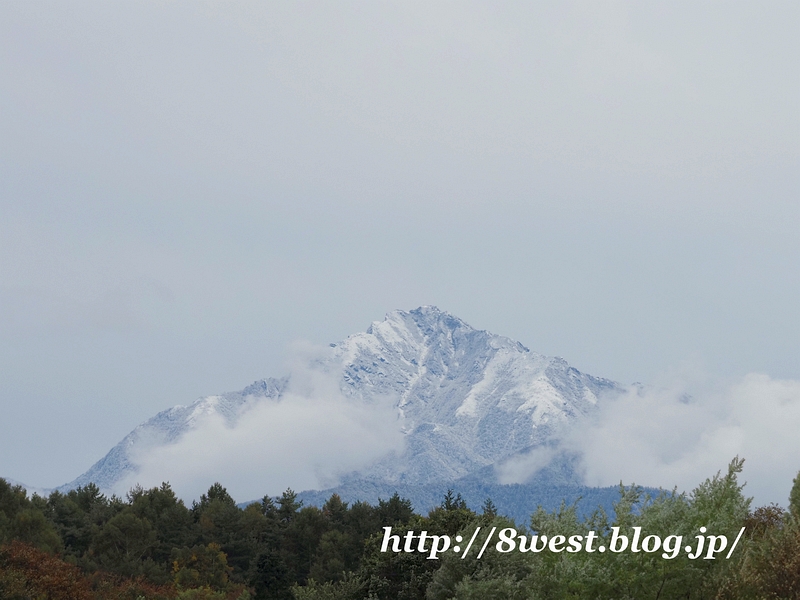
[1,458,799,599]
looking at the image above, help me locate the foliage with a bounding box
[2,457,800,599]
[173,543,233,591]
[0,478,62,553]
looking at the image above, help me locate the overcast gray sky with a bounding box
[1,1,798,491]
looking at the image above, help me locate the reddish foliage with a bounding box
[0,540,94,600]
[744,503,785,538]
[0,541,178,600]
[89,572,177,600]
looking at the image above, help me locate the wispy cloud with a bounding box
[119,347,405,502]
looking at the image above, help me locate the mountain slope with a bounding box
[58,378,287,493]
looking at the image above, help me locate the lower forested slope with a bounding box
[2,459,800,599]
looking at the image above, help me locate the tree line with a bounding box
[1,458,799,599]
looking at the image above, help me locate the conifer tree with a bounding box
[789,470,800,521]
[481,497,497,518]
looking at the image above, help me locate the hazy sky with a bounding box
[1,1,798,491]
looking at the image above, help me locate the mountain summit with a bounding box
[328,306,618,484]
[60,307,621,496]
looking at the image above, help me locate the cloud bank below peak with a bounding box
[119,363,405,502]
[501,372,800,506]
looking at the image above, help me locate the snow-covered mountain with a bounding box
[58,306,622,495]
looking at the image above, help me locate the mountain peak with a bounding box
[366,305,470,336]
[363,306,528,356]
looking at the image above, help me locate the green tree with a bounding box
[45,483,120,566]
[0,479,61,553]
[481,498,497,519]
[277,489,303,525]
[427,491,475,537]
[308,529,349,583]
[172,542,234,592]
[430,459,753,600]
[91,509,161,578]
[129,482,195,569]
[291,574,366,600]
[252,547,292,600]
[194,483,260,582]
[789,469,800,521]
[375,493,414,527]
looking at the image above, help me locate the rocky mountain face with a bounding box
[328,306,619,484]
[58,306,622,498]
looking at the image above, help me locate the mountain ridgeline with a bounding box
[59,306,625,519]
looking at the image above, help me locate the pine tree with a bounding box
[481,497,497,518]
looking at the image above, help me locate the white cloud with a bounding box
[495,444,560,485]
[118,355,405,503]
[565,373,800,506]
